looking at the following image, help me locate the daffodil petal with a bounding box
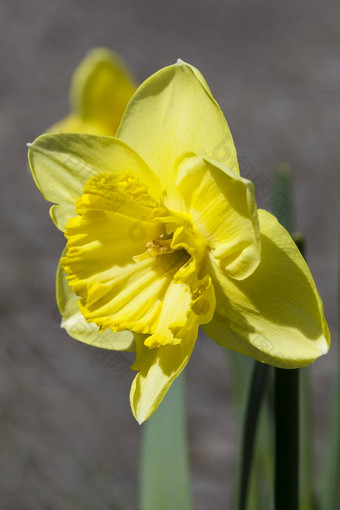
[56,250,135,350]
[203,209,330,368]
[28,133,161,206]
[176,154,260,280]
[177,58,215,100]
[50,204,76,231]
[70,48,136,135]
[130,329,197,424]
[117,61,239,188]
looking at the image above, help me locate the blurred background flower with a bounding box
[49,47,136,135]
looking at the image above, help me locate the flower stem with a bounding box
[274,368,299,510]
[234,360,271,510]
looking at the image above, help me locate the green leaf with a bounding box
[139,372,193,510]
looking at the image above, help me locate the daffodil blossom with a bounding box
[49,48,136,136]
[28,60,330,423]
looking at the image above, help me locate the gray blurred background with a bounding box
[0,0,339,508]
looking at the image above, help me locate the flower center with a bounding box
[134,233,174,261]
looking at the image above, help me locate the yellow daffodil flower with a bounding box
[28,60,330,423]
[49,48,136,136]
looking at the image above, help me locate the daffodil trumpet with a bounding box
[28,59,330,424]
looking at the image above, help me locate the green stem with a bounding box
[274,368,299,510]
[234,360,271,510]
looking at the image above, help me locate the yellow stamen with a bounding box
[133,233,174,261]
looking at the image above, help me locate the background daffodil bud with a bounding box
[49,47,136,136]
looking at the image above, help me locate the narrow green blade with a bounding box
[140,372,193,510]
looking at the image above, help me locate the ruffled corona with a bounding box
[61,170,215,352]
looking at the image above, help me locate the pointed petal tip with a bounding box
[319,337,330,356]
[131,396,153,425]
[135,406,155,425]
[131,404,147,425]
